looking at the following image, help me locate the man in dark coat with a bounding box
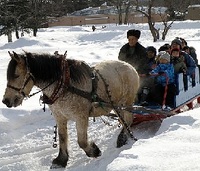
[118,29,149,74]
[118,29,153,105]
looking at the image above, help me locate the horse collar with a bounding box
[42,57,70,105]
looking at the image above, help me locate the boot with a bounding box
[140,87,149,106]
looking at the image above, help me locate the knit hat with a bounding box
[158,43,170,52]
[171,38,182,47]
[146,46,157,55]
[127,29,141,39]
[158,51,170,62]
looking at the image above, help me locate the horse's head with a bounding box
[2,51,35,108]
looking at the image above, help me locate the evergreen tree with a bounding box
[0,0,16,42]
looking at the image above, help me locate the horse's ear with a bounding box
[8,51,20,63]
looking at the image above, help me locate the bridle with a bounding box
[7,57,35,98]
[6,55,70,104]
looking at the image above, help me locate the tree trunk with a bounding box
[124,3,130,25]
[33,28,37,37]
[7,31,12,42]
[162,21,174,40]
[148,20,159,42]
[119,13,122,25]
[15,29,19,39]
[117,5,123,25]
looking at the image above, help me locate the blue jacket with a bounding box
[181,51,196,76]
[150,63,175,86]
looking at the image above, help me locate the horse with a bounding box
[2,51,139,168]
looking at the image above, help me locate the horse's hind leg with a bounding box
[117,110,134,148]
[51,116,69,168]
[76,117,101,157]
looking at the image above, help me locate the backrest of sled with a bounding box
[175,67,200,108]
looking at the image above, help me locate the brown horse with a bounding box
[2,51,139,168]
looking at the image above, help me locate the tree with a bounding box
[0,0,48,41]
[0,0,17,42]
[132,0,181,42]
[116,1,123,25]
[25,0,48,37]
[107,0,131,25]
[157,7,174,40]
[164,0,190,21]
[124,0,131,24]
[134,0,160,42]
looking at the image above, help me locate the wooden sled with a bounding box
[93,102,175,126]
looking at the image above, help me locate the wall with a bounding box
[48,13,164,27]
[185,5,200,20]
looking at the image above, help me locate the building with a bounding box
[185,5,200,20]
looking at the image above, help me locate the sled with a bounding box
[129,67,200,125]
[94,102,175,126]
[94,68,200,127]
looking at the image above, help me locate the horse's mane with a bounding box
[7,52,92,84]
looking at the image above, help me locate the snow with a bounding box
[0,20,200,171]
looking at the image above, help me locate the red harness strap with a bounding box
[43,56,70,105]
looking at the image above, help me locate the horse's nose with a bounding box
[2,98,12,108]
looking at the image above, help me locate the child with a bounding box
[149,51,176,109]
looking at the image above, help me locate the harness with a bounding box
[41,55,70,104]
[8,52,135,141]
[67,68,104,103]
[7,57,35,98]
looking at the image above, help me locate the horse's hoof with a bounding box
[116,131,128,148]
[50,163,65,169]
[51,155,68,169]
[85,142,101,157]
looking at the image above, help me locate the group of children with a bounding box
[146,38,197,109]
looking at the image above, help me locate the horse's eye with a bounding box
[14,74,19,79]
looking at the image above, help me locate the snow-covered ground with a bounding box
[0,20,200,171]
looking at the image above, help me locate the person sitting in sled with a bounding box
[158,43,171,54]
[170,38,196,76]
[170,48,188,91]
[149,51,176,109]
[146,46,157,70]
[118,29,154,105]
[137,46,158,106]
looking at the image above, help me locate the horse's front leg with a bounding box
[76,117,101,158]
[51,117,69,168]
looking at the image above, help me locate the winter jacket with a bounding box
[148,57,157,70]
[150,63,175,86]
[181,51,196,76]
[189,47,198,65]
[118,42,149,74]
[171,56,187,74]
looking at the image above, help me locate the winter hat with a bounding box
[171,38,182,47]
[146,46,157,55]
[158,51,170,62]
[158,43,170,52]
[127,29,141,39]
